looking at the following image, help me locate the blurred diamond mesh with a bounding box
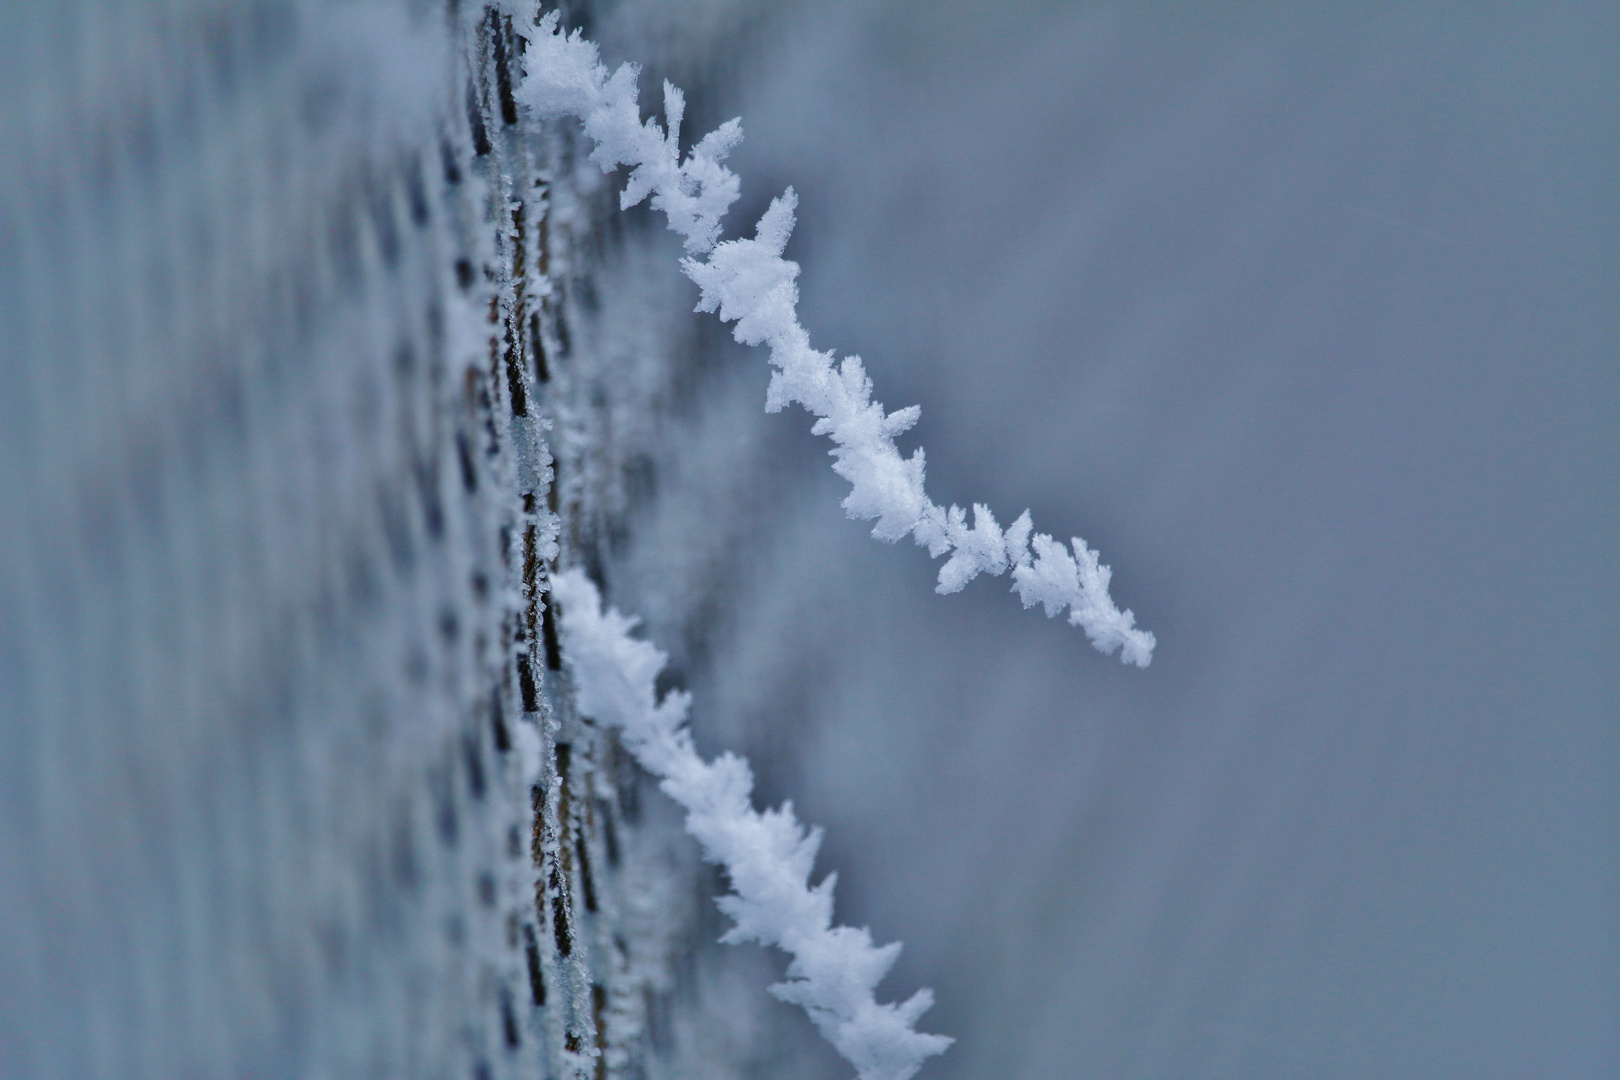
[0,3,746,1078]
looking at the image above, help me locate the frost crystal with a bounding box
[518,11,1154,665]
[553,571,954,1080]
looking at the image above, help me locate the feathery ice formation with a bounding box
[552,570,953,1080]
[519,11,1155,667]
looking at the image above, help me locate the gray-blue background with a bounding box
[601,2,1619,1076]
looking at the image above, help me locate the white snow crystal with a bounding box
[518,11,1154,665]
[552,571,954,1080]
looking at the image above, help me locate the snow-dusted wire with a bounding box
[552,569,952,1080]
[518,12,1155,667]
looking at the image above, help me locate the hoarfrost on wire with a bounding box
[519,11,1155,667]
[552,570,953,1080]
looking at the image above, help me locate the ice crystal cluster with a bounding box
[519,12,1154,667]
[554,570,951,1080]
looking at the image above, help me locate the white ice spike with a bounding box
[553,571,954,1080]
[518,11,1153,665]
